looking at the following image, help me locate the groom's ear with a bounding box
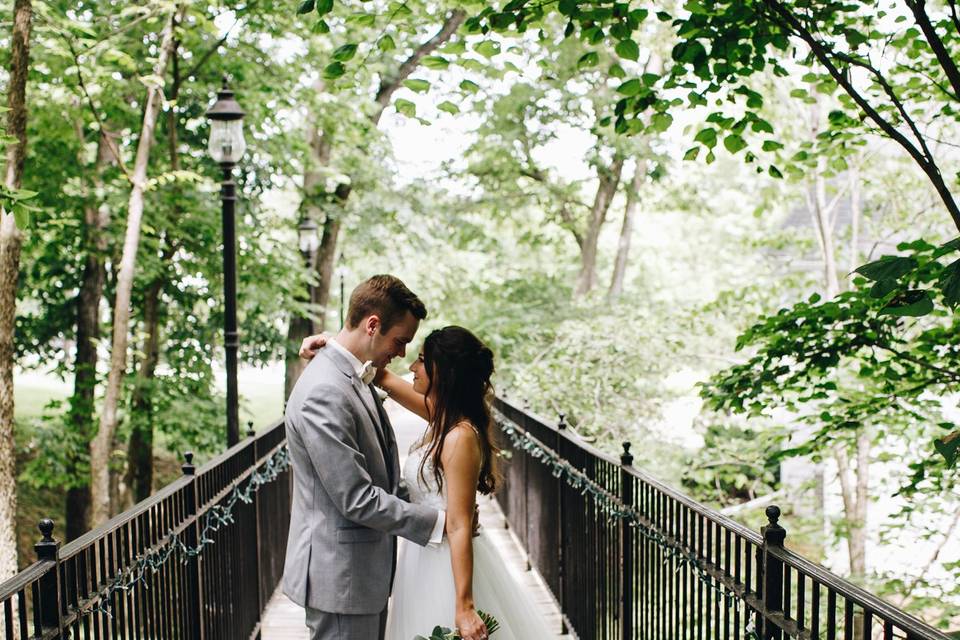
[364,314,381,336]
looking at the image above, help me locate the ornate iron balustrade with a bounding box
[0,420,291,640]
[492,396,954,640]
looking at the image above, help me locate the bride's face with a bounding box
[410,352,431,395]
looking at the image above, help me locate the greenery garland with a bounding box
[80,446,291,619]
[494,411,763,639]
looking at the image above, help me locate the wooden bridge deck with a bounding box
[261,399,567,639]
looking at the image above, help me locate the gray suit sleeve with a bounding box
[300,383,439,546]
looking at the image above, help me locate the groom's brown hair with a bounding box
[347,274,427,332]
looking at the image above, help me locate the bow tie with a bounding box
[359,361,377,385]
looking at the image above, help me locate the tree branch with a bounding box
[372,9,466,122]
[906,0,960,101]
[762,0,960,232]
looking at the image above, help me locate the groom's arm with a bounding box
[299,382,438,546]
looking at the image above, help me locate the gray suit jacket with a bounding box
[282,347,439,614]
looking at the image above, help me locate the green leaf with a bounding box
[617,78,642,96]
[316,0,333,15]
[459,79,481,94]
[693,127,717,148]
[394,98,417,117]
[615,39,640,61]
[723,134,747,154]
[403,79,431,93]
[938,259,960,308]
[577,51,599,69]
[421,56,450,70]
[761,140,783,152]
[650,112,672,132]
[437,101,460,115]
[683,146,700,161]
[474,40,501,58]
[332,44,358,62]
[880,290,933,317]
[558,0,578,16]
[855,256,918,282]
[934,431,959,468]
[311,19,330,33]
[377,35,396,51]
[609,64,626,79]
[869,278,898,299]
[296,0,315,14]
[323,62,345,79]
[12,206,28,230]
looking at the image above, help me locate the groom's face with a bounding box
[370,310,420,369]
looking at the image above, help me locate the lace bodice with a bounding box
[403,441,447,511]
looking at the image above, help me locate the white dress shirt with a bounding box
[328,338,445,545]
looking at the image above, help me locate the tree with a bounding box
[90,4,187,525]
[0,0,33,576]
[284,3,466,395]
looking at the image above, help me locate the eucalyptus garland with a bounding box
[80,445,291,619]
[494,412,762,639]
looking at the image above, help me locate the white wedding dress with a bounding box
[384,436,555,640]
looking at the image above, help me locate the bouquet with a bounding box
[413,610,500,640]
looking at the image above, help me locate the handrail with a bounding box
[492,394,954,640]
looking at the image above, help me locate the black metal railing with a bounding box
[492,396,954,640]
[0,419,291,640]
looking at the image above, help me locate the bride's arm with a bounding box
[442,424,486,640]
[377,370,432,421]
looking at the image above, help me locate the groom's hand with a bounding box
[298,334,329,360]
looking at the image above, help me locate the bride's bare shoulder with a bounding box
[440,421,482,463]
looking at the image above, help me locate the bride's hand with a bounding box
[455,608,487,640]
[298,333,330,360]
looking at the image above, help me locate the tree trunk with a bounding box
[124,278,162,504]
[0,0,33,578]
[65,132,115,540]
[575,156,624,297]
[848,161,861,276]
[608,159,645,301]
[834,431,870,579]
[284,11,466,395]
[90,6,184,525]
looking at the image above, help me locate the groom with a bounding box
[283,274,445,640]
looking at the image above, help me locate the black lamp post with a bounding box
[206,79,246,447]
[337,257,346,329]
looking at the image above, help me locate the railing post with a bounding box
[34,519,62,638]
[182,452,206,640]
[248,422,265,633]
[620,443,634,640]
[556,413,567,635]
[759,505,787,640]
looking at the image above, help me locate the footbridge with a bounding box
[0,397,952,640]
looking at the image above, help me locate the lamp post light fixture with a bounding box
[206,78,246,447]
[297,216,320,262]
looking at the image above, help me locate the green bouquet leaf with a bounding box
[413,610,500,640]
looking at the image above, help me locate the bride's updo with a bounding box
[420,325,499,495]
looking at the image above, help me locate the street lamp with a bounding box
[337,257,346,329]
[297,216,320,262]
[206,78,246,447]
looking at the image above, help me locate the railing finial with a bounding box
[247,421,256,438]
[182,451,196,476]
[620,442,633,467]
[762,505,786,546]
[35,519,58,560]
[557,413,566,430]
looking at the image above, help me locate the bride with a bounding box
[303,326,552,640]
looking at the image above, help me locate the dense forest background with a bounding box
[1,0,959,630]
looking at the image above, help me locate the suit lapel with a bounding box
[369,385,398,487]
[350,384,391,478]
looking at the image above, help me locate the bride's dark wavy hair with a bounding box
[419,326,499,495]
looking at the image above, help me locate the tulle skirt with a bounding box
[385,531,555,640]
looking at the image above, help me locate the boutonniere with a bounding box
[413,610,500,640]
